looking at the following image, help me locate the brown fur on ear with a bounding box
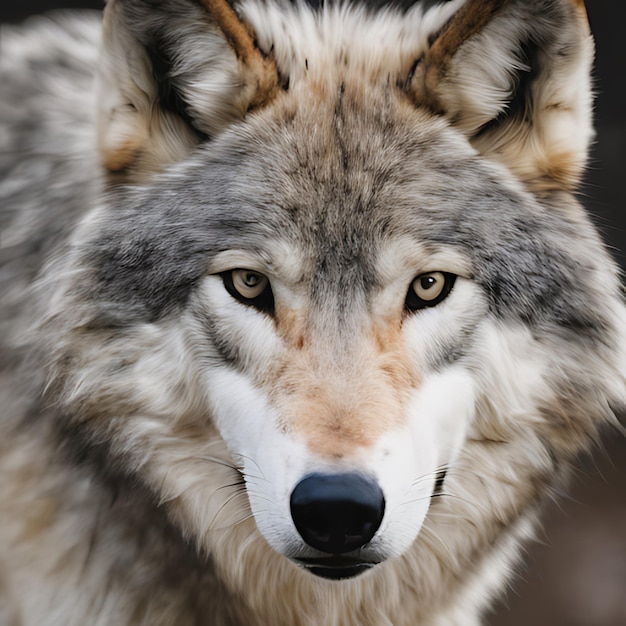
[97,0,279,182]
[410,0,506,114]
[408,0,595,192]
[200,0,280,110]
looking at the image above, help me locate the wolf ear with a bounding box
[409,0,594,191]
[97,0,279,179]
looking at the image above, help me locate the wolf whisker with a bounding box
[2,0,621,621]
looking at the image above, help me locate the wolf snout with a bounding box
[289,473,385,554]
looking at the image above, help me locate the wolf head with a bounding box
[40,0,625,619]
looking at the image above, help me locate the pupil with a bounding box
[421,276,436,290]
[245,273,259,286]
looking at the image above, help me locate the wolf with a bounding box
[0,0,624,624]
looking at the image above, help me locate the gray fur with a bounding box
[0,2,624,625]
[85,90,615,338]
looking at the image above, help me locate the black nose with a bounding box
[290,473,385,554]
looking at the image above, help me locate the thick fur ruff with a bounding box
[0,1,624,625]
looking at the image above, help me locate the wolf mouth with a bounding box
[294,557,380,580]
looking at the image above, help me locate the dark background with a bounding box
[2,2,625,625]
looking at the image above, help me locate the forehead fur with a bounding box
[81,82,466,318]
[82,66,615,345]
[69,0,616,354]
[241,0,465,85]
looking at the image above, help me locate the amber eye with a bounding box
[222,269,274,313]
[405,272,456,311]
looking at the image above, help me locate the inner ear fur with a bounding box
[97,0,277,181]
[409,0,594,191]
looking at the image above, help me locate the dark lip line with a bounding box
[294,557,380,568]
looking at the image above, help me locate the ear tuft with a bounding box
[97,0,279,181]
[409,0,595,191]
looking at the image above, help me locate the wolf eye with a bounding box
[405,272,456,311]
[222,269,274,313]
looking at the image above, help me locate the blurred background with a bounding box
[2,2,625,624]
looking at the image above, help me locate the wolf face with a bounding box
[2,0,625,623]
[54,75,622,578]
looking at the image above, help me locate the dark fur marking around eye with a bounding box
[221,271,275,315]
[405,272,456,312]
